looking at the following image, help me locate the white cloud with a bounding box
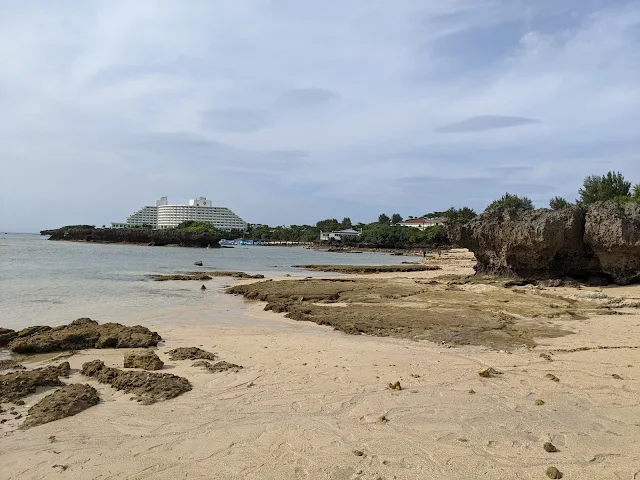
[0,0,639,230]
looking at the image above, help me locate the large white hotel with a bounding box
[111,197,247,232]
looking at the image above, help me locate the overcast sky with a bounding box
[1,1,639,232]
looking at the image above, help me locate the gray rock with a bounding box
[584,201,640,285]
[454,201,640,285]
[456,205,598,279]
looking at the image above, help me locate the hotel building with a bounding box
[111,197,247,232]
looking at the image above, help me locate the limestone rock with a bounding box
[192,360,243,373]
[546,466,563,478]
[457,205,598,279]
[0,328,16,347]
[0,360,25,371]
[81,360,191,405]
[584,201,640,285]
[0,362,70,403]
[23,384,99,428]
[123,350,164,371]
[454,201,640,285]
[167,347,216,361]
[6,318,161,353]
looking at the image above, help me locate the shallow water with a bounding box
[0,234,409,329]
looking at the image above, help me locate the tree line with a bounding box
[490,171,640,211]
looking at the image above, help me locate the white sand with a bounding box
[2,264,640,479]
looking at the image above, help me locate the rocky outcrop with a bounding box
[457,205,599,279]
[81,360,191,404]
[0,328,17,347]
[123,350,164,370]
[167,347,216,361]
[5,318,161,354]
[42,226,223,248]
[584,202,640,285]
[0,360,25,371]
[192,360,243,373]
[454,201,640,285]
[0,362,70,403]
[0,326,52,347]
[23,384,100,428]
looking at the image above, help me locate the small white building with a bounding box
[111,197,247,232]
[319,229,362,241]
[398,218,445,231]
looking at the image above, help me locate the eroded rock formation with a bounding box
[167,347,216,361]
[454,201,640,285]
[584,202,640,285]
[4,318,161,354]
[23,384,100,428]
[81,360,191,404]
[123,350,164,371]
[0,362,70,403]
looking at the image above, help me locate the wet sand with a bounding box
[1,250,639,479]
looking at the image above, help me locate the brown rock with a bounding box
[123,350,164,371]
[23,384,99,428]
[0,328,17,347]
[454,201,640,285]
[6,318,161,354]
[478,367,502,378]
[81,360,191,405]
[545,373,560,382]
[584,201,640,285]
[0,360,25,371]
[167,347,216,361]
[192,360,243,373]
[0,362,70,403]
[546,466,563,478]
[456,205,598,280]
[544,442,559,452]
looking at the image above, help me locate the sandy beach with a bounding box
[2,251,640,479]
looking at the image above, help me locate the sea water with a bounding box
[0,234,409,330]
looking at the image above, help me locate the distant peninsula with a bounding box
[40,224,224,248]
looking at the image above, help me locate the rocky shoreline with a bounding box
[0,320,242,429]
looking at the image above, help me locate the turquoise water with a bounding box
[0,234,409,330]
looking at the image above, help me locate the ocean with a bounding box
[0,233,409,330]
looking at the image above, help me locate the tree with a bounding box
[390,213,403,225]
[486,193,534,211]
[443,207,477,224]
[578,171,631,205]
[316,218,341,232]
[340,217,352,229]
[631,184,640,202]
[423,211,445,219]
[378,213,390,225]
[549,196,571,210]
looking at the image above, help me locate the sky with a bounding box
[1,1,639,232]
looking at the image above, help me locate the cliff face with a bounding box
[584,202,640,285]
[43,227,223,248]
[455,201,640,285]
